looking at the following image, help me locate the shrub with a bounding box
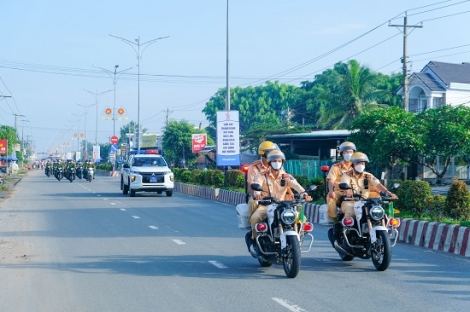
[191,169,203,184]
[394,180,432,217]
[426,195,447,222]
[445,180,470,221]
[180,170,192,183]
[308,176,326,202]
[211,170,224,188]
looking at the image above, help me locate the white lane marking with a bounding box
[208,261,228,269]
[120,208,126,211]
[272,298,307,312]
[132,216,140,219]
[148,225,159,230]
[172,239,186,245]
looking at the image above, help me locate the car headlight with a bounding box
[370,206,385,221]
[281,209,297,225]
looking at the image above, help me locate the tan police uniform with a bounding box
[340,169,382,218]
[326,161,352,218]
[249,169,305,239]
[247,159,286,215]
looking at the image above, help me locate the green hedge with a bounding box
[96,163,113,171]
[172,168,325,199]
[391,179,470,223]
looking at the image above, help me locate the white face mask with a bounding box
[354,164,365,173]
[271,162,282,171]
[343,153,352,161]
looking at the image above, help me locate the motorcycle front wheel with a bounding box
[283,235,301,278]
[371,230,392,271]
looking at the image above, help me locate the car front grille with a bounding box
[141,173,165,183]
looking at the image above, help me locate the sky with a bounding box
[1,0,469,156]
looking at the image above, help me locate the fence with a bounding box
[284,159,333,180]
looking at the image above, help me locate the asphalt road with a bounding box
[1,170,469,312]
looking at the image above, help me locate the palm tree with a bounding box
[317,60,385,129]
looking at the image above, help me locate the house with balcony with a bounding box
[398,61,470,113]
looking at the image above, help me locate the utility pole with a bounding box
[13,113,25,131]
[225,0,230,111]
[389,12,423,112]
[165,107,174,127]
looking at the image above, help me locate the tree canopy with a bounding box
[162,120,214,168]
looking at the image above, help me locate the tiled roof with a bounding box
[424,61,470,84]
[414,72,446,91]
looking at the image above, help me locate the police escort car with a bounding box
[120,148,174,197]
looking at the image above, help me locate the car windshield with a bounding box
[133,157,166,167]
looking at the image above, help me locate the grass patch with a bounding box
[0,185,8,191]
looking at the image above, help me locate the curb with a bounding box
[174,182,470,258]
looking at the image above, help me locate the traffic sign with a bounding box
[110,135,119,144]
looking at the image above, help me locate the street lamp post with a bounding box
[83,89,112,146]
[109,33,169,151]
[77,103,94,160]
[93,65,132,137]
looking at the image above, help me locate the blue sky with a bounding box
[1,0,469,155]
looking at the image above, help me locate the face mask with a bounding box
[343,153,352,161]
[271,162,282,171]
[354,164,365,173]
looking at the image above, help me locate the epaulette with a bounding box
[260,169,270,176]
[251,160,261,166]
[282,173,295,181]
[345,168,354,176]
[333,162,343,167]
[364,173,371,179]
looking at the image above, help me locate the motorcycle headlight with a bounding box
[370,206,385,221]
[281,209,297,225]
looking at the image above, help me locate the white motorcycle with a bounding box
[87,168,94,182]
[238,183,316,278]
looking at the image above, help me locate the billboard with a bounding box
[216,110,240,166]
[0,140,7,155]
[192,133,207,153]
[141,134,157,148]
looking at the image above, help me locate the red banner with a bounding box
[192,134,207,153]
[0,139,7,155]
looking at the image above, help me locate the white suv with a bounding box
[120,151,174,197]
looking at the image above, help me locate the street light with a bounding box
[77,102,94,159]
[20,119,30,161]
[83,89,112,146]
[93,65,132,137]
[109,33,169,151]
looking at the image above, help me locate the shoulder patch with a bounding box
[251,160,261,166]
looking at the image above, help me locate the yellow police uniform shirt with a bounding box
[326,161,352,190]
[340,170,381,199]
[253,170,305,201]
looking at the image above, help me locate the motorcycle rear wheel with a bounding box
[283,235,301,278]
[372,230,392,271]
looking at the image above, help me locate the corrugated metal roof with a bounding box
[267,130,350,139]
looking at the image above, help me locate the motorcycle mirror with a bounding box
[251,183,263,191]
[391,183,400,190]
[338,182,351,190]
[306,185,317,191]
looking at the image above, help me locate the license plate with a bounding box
[150,177,157,182]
